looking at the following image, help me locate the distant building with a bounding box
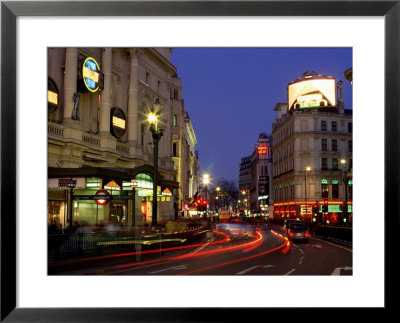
[239,156,251,216]
[47,48,197,229]
[271,71,353,226]
[250,133,273,217]
[239,133,273,218]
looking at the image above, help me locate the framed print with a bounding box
[1,0,399,321]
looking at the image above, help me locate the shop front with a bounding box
[48,167,178,231]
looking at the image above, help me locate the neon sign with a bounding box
[82,57,100,92]
[257,144,268,158]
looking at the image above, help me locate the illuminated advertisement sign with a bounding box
[82,57,100,92]
[110,107,127,138]
[257,144,268,159]
[288,77,336,110]
[48,78,59,114]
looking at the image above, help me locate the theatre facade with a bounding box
[48,48,199,230]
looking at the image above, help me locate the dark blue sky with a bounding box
[171,48,352,185]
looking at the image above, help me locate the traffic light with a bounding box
[312,203,319,214]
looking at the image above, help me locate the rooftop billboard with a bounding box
[288,75,336,110]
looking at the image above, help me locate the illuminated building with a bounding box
[239,133,273,218]
[250,134,273,218]
[47,48,197,229]
[239,156,251,217]
[271,71,352,226]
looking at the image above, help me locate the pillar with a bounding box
[63,48,78,125]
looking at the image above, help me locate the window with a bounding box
[332,182,339,198]
[321,183,329,198]
[321,120,327,131]
[332,121,337,132]
[348,122,352,133]
[145,72,150,85]
[348,140,352,152]
[332,158,338,170]
[173,114,177,127]
[332,139,337,151]
[321,158,328,170]
[321,139,327,151]
[173,142,178,157]
[174,89,179,100]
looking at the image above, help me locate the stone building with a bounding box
[271,71,353,226]
[47,47,197,230]
[239,133,273,219]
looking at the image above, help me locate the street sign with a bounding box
[95,190,110,206]
[58,178,76,187]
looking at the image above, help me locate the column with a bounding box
[63,48,78,125]
[99,48,112,135]
[127,49,140,147]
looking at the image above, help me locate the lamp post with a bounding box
[242,190,247,217]
[215,186,221,212]
[340,159,349,226]
[67,178,76,230]
[130,179,138,229]
[305,166,311,224]
[202,174,210,221]
[148,98,163,228]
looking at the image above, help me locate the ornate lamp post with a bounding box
[130,179,138,228]
[67,178,76,229]
[148,98,163,228]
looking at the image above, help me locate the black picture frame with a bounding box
[1,0,398,321]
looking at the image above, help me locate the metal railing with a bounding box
[314,225,352,245]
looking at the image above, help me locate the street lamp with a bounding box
[202,174,210,220]
[130,179,138,229]
[148,98,164,228]
[305,166,311,224]
[215,186,221,211]
[67,178,76,229]
[340,159,350,225]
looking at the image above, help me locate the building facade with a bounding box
[271,71,353,226]
[239,134,273,218]
[47,47,197,230]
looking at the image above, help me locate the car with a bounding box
[287,224,311,243]
[283,219,303,232]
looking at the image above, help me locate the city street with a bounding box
[49,223,352,276]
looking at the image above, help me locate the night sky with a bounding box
[171,48,353,186]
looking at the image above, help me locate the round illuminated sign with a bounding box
[82,57,100,92]
[95,190,110,206]
[48,78,59,114]
[110,107,127,138]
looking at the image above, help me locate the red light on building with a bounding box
[257,144,268,157]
